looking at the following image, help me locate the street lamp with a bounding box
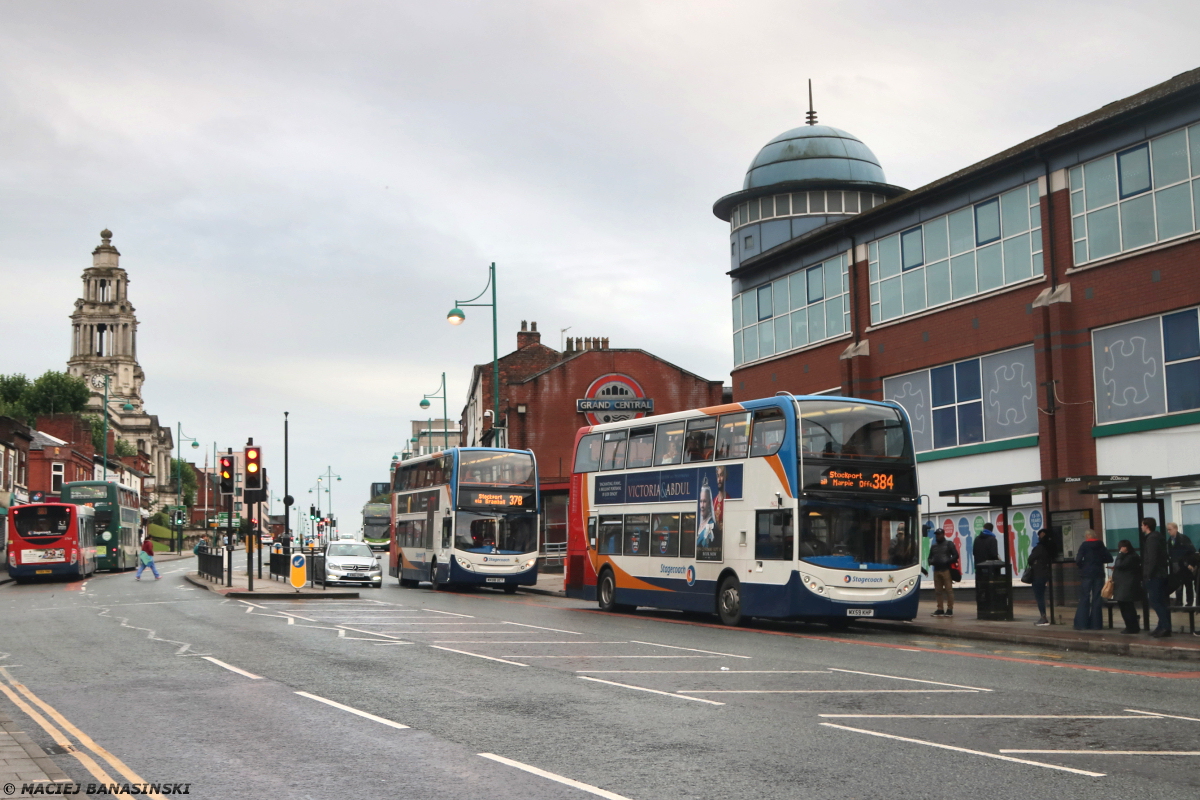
[174,423,200,554]
[317,467,342,536]
[420,372,450,451]
[447,262,500,445]
[98,373,135,481]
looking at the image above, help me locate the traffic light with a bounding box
[244,446,262,491]
[219,455,235,495]
[309,506,317,521]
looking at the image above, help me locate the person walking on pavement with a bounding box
[928,529,959,617]
[136,535,161,581]
[1074,529,1112,630]
[974,522,1000,565]
[1166,522,1196,607]
[1028,528,1054,626]
[1111,540,1143,634]
[1142,518,1171,637]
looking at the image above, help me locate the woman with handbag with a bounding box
[1112,539,1143,634]
[1074,529,1113,630]
[1027,529,1054,626]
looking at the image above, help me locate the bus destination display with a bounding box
[803,465,913,495]
[458,489,536,512]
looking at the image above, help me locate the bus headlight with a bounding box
[800,573,827,595]
[521,558,537,570]
[895,576,919,596]
[456,557,475,572]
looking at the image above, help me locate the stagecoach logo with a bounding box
[843,574,886,585]
[685,565,696,586]
[577,374,653,426]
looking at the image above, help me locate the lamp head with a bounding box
[419,398,431,410]
[446,307,466,325]
[121,401,134,411]
[191,441,200,449]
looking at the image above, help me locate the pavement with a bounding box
[0,709,71,789]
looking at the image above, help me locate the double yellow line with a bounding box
[0,667,167,800]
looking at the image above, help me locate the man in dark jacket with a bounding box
[927,530,959,617]
[1167,522,1196,606]
[1074,529,1112,630]
[1142,518,1171,637]
[973,522,1000,565]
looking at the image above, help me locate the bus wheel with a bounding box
[598,569,617,611]
[717,576,744,626]
[429,561,444,591]
[117,551,125,572]
[502,585,518,595]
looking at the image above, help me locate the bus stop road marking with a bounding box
[819,723,1106,777]
[201,656,263,679]
[577,676,724,706]
[478,753,636,800]
[827,668,993,692]
[1126,709,1200,722]
[430,646,529,667]
[295,691,409,729]
[628,641,751,658]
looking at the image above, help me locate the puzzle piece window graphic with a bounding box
[1102,336,1157,407]
[889,380,926,435]
[988,361,1033,427]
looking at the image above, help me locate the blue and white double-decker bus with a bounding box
[388,448,540,593]
[567,394,921,625]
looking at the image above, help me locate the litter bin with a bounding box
[975,561,1014,621]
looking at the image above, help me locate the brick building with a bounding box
[714,69,1200,577]
[460,322,725,548]
[0,416,33,568]
[27,414,96,499]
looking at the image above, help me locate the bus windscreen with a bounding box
[12,506,72,538]
[458,452,535,487]
[799,402,909,461]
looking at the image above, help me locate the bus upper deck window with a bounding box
[715,412,751,460]
[749,408,785,457]
[601,430,628,471]
[654,423,685,466]
[683,418,716,463]
[574,434,603,473]
[625,427,656,469]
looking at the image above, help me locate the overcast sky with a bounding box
[1,1,1196,527]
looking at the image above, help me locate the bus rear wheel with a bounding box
[717,576,744,626]
[597,569,634,613]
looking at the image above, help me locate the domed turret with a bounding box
[744,125,887,190]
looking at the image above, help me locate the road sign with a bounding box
[289,552,307,589]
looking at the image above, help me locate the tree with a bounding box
[170,458,199,507]
[83,414,138,458]
[0,373,32,422]
[22,371,90,417]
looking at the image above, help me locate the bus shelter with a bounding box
[939,475,1151,625]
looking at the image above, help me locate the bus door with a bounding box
[754,509,794,571]
[441,516,452,551]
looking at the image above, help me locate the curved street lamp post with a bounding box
[419,372,450,452]
[447,262,499,445]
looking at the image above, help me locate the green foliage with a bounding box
[22,371,90,417]
[82,415,107,452]
[370,492,390,504]
[114,438,137,457]
[170,458,198,506]
[0,374,30,405]
[150,511,169,527]
[147,523,173,551]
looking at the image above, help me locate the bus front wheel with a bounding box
[717,576,744,626]
[429,561,445,591]
[598,569,633,613]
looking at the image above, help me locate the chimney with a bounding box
[573,337,582,351]
[517,320,541,349]
[601,337,609,349]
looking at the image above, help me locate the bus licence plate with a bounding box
[846,608,874,617]
[485,577,505,583]
[36,570,52,574]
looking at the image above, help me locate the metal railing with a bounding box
[197,548,225,583]
[269,550,288,580]
[542,541,567,557]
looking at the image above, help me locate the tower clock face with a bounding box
[90,373,106,389]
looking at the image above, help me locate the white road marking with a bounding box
[828,668,993,692]
[629,641,752,659]
[423,608,475,617]
[478,753,635,800]
[504,655,723,659]
[202,657,263,679]
[433,641,627,645]
[430,646,528,667]
[337,626,410,640]
[1126,709,1200,722]
[503,622,584,634]
[295,691,409,729]
[578,676,724,705]
[898,648,922,652]
[577,670,827,674]
[1001,749,1200,755]
[819,714,1154,719]
[681,689,980,694]
[820,723,1105,777]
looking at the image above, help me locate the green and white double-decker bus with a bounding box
[363,503,391,551]
[61,481,141,571]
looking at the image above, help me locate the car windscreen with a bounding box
[327,544,373,559]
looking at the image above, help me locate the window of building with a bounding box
[729,192,883,232]
[732,253,849,366]
[869,183,1042,325]
[51,463,64,493]
[883,345,1039,453]
[1093,307,1200,425]
[1070,124,1200,265]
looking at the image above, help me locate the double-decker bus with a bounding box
[6,503,97,582]
[566,394,921,625]
[362,503,391,551]
[61,481,141,571]
[388,448,540,593]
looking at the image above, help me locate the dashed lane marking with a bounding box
[827,668,993,692]
[295,691,409,729]
[819,723,1106,777]
[202,657,263,679]
[502,621,585,634]
[820,714,1160,719]
[1002,749,1200,755]
[680,689,981,694]
[576,670,827,674]
[577,676,724,706]
[1126,709,1200,722]
[478,753,636,800]
[430,646,529,667]
[628,641,751,658]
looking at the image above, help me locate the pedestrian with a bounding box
[974,522,1000,565]
[1166,522,1196,607]
[136,535,161,581]
[1141,518,1171,637]
[1111,540,1143,634]
[1073,529,1112,630]
[193,538,207,556]
[927,529,959,617]
[1027,528,1054,626]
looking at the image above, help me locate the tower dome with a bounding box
[743,124,887,190]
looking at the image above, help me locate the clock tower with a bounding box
[67,229,145,407]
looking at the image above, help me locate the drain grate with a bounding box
[43,744,75,755]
